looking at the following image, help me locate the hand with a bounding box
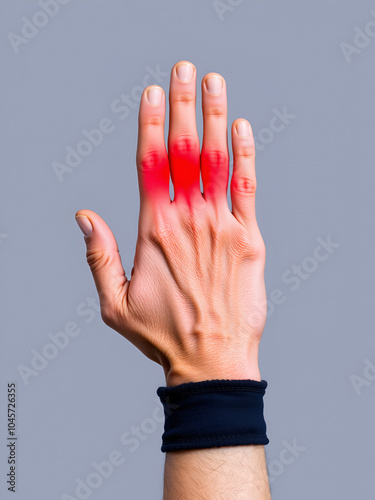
[75,60,267,387]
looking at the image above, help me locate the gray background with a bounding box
[1,1,375,499]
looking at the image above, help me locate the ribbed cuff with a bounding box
[157,378,269,452]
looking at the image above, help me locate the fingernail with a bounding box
[147,87,163,105]
[176,63,194,82]
[205,75,223,94]
[75,215,92,237]
[236,120,250,137]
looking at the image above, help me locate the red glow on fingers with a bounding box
[170,153,200,196]
[200,149,229,197]
[139,151,170,198]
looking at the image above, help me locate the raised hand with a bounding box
[75,60,267,387]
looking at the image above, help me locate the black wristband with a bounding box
[156,378,269,452]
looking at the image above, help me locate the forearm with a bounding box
[163,445,271,499]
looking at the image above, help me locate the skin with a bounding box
[75,60,270,499]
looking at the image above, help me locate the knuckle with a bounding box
[232,175,257,196]
[137,148,166,171]
[248,238,266,260]
[149,215,174,246]
[236,145,256,159]
[252,238,266,260]
[233,231,266,260]
[171,92,195,104]
[86,249,110,273]
[205,106,226,117]
[169,134,199,156]
[144,115,164,127]
[201,149,228,168]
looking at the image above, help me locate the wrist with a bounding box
[164,352,261,387]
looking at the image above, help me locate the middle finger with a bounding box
[168,61,201,206]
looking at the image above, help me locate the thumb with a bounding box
[75,209,129,326]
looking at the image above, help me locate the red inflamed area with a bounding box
[142,151,201,202]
